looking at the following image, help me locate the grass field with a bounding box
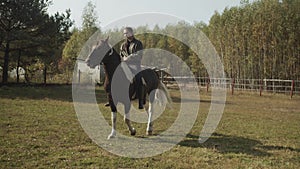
[0,85,299,168]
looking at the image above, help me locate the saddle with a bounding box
[129,75,146,98]
[120,62,146,109]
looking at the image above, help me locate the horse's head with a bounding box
[85,37,112,68]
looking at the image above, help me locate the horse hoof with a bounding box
[147,131,153,136]
[107,135,115,139]
[130,128,136,136]
[107,133,116,139]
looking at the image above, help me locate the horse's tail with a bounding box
[156,81,172,108]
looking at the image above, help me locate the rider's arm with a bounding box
[126,41,143,62]
[120,43,128,60]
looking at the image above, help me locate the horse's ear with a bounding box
[104,36,109,43]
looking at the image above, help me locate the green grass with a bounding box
[0,85,299,168]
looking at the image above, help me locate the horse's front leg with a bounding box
[107,93,117,139]
[108,111,117,139]
[124,104,136,136]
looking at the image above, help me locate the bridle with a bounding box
[108,44,114,56]
[100,43,114,63]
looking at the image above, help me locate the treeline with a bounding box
[206,0,299,80]
[1,0,299,84]
[97,0,299,80]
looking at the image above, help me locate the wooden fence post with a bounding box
[260,79,263,96]
[231,78,235,95]
[206,78,210,93]
[290,80,295,99]
[161,71,165,83]
[78,70,81,84]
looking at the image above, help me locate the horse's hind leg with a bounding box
[124,104,136,136]
[146,102,154,136]
[146,92,155,136]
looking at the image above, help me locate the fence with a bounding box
[162,76,300,98]
[73,67,299,98]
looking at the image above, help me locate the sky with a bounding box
[48,0,243,30]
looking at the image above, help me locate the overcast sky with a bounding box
[48,0,243,29]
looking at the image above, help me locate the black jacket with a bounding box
[120,37,143,64]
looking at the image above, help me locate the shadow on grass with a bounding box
[171,96,231,105]
[179,133,300,157]
[260,145,300,153]
[0,84,107,103]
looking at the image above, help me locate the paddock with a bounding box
[0,85,299,168]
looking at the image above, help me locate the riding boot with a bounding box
[138,84,144,109]
[138,99,144,109]
[129,82,136,100]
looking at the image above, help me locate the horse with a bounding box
[85,37,171,139]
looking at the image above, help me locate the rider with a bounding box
[120,27,144,109]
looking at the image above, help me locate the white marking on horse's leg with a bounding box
[144,103,149,115]
[154,89,164,106]
[146,101,154,135]
[124,112,136,136]
[108,112,117,139]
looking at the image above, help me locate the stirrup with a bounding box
[138,99,144,109]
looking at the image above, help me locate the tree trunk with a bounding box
[2,41,10,84]
[43,66,47,85]
[17,50,21,83]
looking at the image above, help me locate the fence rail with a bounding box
[162,76,299,98]
[73,68,299,98]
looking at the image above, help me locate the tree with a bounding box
[62,1,99,74]
[0,0,73,83]
[82,1,98,30]
[1,0,48,83]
